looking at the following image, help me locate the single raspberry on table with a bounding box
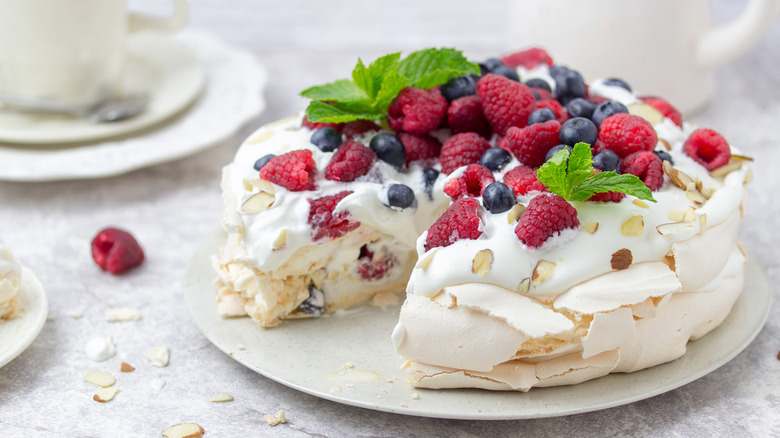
[478,73,536,136]
[302,115,342,132]
[447,95,492,138]
[500,47,554,69]
[504,120,561,168]
[260,149,318,191]
[515,194,580,248]
[398,132,441,165]
[325,141,376,182]
[387,87,448,135]
[535,99,569,124]
[683,129,731,171]
[308,191,360,241]
[640,96,683,127]
[341,120,381,139]
[443,164,495,200]
[424,197,483,252]
[620,151,664,191]
[595,113,657,158]
[503,165,548,196]
[438,132,492,175]
[91,227,145,275]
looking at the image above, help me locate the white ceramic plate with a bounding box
[0,34,205,144]
[0,31,266,182]
[183,232,771,420]
[0,267,48,368]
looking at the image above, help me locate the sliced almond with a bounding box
[148,346,170,367]
[658,138,671,151]
[710,160,742,178]
[162,423,205,438]
[621,215,644,236]
[506,204,526,224]
[610,248,633,270]
[656,222,695,235]
[664,161,695,191]
[744,167,754,185]
[682,206,696,223]
[242,179,253,192]
[105,306,141,322]
[701,185,715,199]
[272,229,287,250]
[93,386,119,403]
[686,189,706,206]
[582,222,599,234]
[85,371,116,388]
[241,192,275,213]
[517,278,530,293]
[416,250,436,270]
[120,362,135,373]
[627,102,664,125]
[471,249,493,276]
[699,213,707,232]
[247,130,275,144]
[668,209,685,222]
[264,411,286,426]
[731,154,754,162]
[532,260,556,284]
[208,393,234,403]
[632,199,649,209]
[250,179,276,193]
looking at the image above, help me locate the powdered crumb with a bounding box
[399,403,407,408]
[411,393,420,400]
[237,344,246,350]
[340,362,354,370]
[264,410,286,426]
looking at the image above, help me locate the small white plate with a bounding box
[0,267,48,368]
[0,34,205,145]
[183,232,771,420]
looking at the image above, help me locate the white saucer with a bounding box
[0,34,205,145]
[0,30,266,182]
[183,231,771,420]
[0,267,48,368]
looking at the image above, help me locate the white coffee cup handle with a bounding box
[128,0,189,35]
[697,0,780,68]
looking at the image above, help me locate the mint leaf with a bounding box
[537,148,569,197]
[373,71,410,112]
[352,53,401,100]
[570,172,656,202]
[397,48,480,89]
[301,79,368,103]
[305,100,382,123]
[565,143,595,193]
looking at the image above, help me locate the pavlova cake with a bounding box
[214,48,751,390]
[0,245,22,320]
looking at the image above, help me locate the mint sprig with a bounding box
[537,143,656,202]
[301,48,480,123]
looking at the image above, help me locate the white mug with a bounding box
[0,0,188,109]
[506,0,780,115]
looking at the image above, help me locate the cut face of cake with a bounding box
[215,48,751,389]
[0,245,22,320]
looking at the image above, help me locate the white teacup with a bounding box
[0,0,188,110]
[507,0,780,115]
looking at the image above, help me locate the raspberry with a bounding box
[302,115,342,132]
[596,113,657,158]
[503,165,548,195]
[341,120,381,139]
[398,132,441,165]
[325,141,376,182]
[260,149,317,191]
[514,194,580,248]
[640,96,683,127]
[587,170,626,202]
[438,132,491,175]
[308,191,360,241]
[443,164,495,200]
[91,227,145,274]
[387,87,447,134]
[586,95,609,105]
[534,99,569,124]
[447,95,492,138]
[356,246,397,280]
[620,151,664,190]
[424,197,483,252]
[529,87,553,101]
[683,129,731,171]
[504,120,561,168]
[478,74,536,136]
[500,47,554,69]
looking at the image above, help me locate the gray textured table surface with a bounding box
[1,1,778,436]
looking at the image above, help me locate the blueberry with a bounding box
[549,65,568,78]
[253,154,275,171]
[527,108,557,125]
[592,100,628,127]
[481,58,504,72]
[593,149,620,172]
[602,78,632,92]
[299,285,324,315]
[525,78,551,92]
[565,97,598,119]
[440,75,476,102]
[422,167,439,200]
[530,89,541,100]
[310,127,342,152]
[479,147,512,172]
[654,150,674,165]
[554,69,586,102]
[386,184,416,209]
[482,182,516,214]
[560,117,598,146]
[545,144,572,162]
[369,132,406,169]
[491,65,520,82]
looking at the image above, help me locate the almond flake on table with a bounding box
[161,423,205,438]
[93,386,119,403]
[148,346,169,367]
[264,410,286,426]
[105,306,141,322]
